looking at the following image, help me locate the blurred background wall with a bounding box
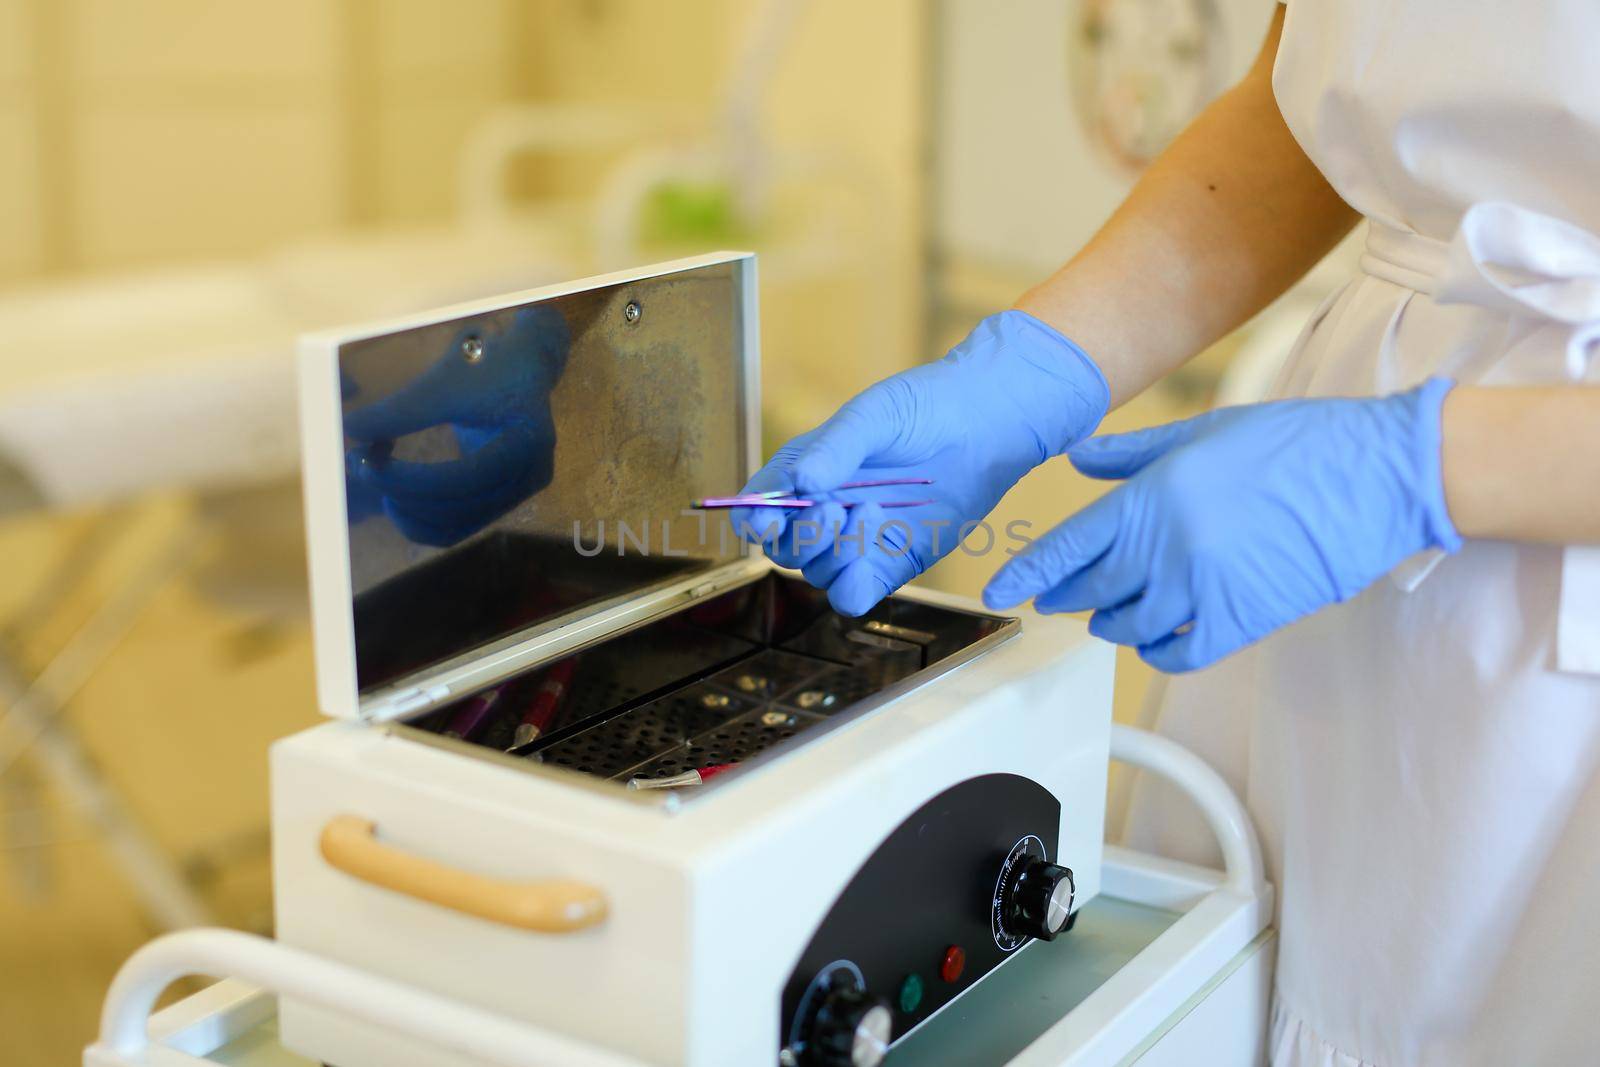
[0,0,924,399]
[0,1,1333,1062]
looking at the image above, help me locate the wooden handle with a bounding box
[318,815,607,933]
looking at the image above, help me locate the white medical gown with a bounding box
[1122,2,1600,1064]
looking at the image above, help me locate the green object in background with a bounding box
[898,972,924,1014]
[639,180,750,245]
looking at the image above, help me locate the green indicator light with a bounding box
[898,972,925,1014]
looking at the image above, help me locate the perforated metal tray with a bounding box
[403,571,1017,792]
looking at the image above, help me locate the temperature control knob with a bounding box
[1002,860,1075,942]
[802,985,893,1067]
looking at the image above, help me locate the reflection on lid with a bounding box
[344,305,570,548]
[338,261,746,693]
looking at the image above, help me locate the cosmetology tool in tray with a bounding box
[692,477,937,510]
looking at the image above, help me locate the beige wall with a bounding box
[759,0,926,425]
[359,0,519,224]
[0,0,524,277]
[0,0,926,388]
[0,0,43,279]
[507,0,927,410]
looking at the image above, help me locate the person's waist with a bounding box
[1355,206,1600,677]
[1359,222,1451,295]
[1355,203,1600,383]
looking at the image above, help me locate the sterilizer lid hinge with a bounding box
[363,682,453,722]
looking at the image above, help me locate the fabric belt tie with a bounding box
[1360,202,1600,675]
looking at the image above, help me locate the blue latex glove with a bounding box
[983,377,1462,672]
[732,310,1110,615]
[343,305,569,547]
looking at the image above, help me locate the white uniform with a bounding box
[1122,2,1600,1064]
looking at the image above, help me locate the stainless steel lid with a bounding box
[298,253,761,720]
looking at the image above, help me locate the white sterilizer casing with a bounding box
[273,252,1115,1067]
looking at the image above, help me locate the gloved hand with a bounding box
[983,378,1462,672]
[733,310,1110,615]
[344,305,569,547]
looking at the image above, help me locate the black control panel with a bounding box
[779,774,1071,1067]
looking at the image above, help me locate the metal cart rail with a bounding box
[85,726,1273,1067]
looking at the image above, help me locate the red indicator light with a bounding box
[939,944,966,983]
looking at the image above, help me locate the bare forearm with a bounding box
[1442,386,1600,543]
[1015,10,1357,407]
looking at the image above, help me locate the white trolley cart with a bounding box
[85,725,1273,1067]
